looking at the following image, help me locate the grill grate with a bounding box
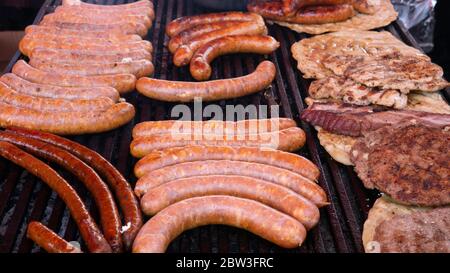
[0,0,440,253]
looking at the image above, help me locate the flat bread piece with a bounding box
[363,196,450,253]
[275,0,397,34]
[291,30,426,79]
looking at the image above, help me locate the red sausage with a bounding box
[282,0,351,16]
[27,222,83,253]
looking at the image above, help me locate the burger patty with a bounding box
[351,124,450,206]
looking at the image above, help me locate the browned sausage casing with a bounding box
[140,175,320,229]
[12,60,136,94]
[282,0,351,16]
[0,73,120,101]
[166,12,263,37]
[133,195,307,252]
[136,60,275,102]
[63,0,153,10]
[24,30,143,44]
[173,21,267,66]
[133,145,320,181]
[40,21,148,37]
[0,141,111,253]
[134,160,328,206]
[130,126,306,157]
[0,131,123,252]
[132,118,297,138]
[0,81,114,112]
[25,25,141,41]
[8,127,143,251]
[0,102,135,135]
[29,59,154,78]
[55,5,155,20]
[27,222,82,253]
[190,35,280,81]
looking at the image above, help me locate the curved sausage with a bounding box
[134,160,328,206]
[248,2,355,24]
[0,141,111,253]
[130,126,306,157]
[27,222,82,253]
[282,0,351,16]
[30,48,152,64]
[0,131,122,252]
[140,175,320,229]
[133,195,307,252]
[25,25,142,41]
[20,34,152,56]
[8,126,143,251]
[133,145,320,181]
[12,60,136,94]
[0,73,120,101]
[168,20,245,53]
[173,21,267,66]
[136,60,275,102]
[0,101,135,135]
[40,21,148,37]
[0,81,115,112]
[190,35,280,81]
[166,12,263,37]
[132,118,297,138]
[29,59,154,78]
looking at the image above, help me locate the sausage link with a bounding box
[27,222,82,253]
[282,0,351,16]
[133,196,307,252]
[0,141,111,253]
[40,21,148,37]
[30,48,152,64]
[8,127,143,251]
[0,73,120,101]
[133,145,320,181]
[63,0,153,10]
[29,59,154,78]
[0,102,135,135]
[55,5,155,20]
[24,30,143,45]
[132,118,297,138]
[136,60,275,102]
[130,126,306,157]
[12,60,136,94]
[140,175,320,229]
[173,21,267,66]
[168,21,245,53]
[0,131,122,252]
[166,12,263,37]
[190,35,280,81]
[134,160,328,206]
[0,81,114,112]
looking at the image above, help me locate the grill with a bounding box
[0,0,444,253]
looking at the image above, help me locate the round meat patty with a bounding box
[352,124,450,206]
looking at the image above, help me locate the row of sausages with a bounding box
[136,12,280,102]
[0,0,154,134]
[129,118,328,252]
[0,127,142,253]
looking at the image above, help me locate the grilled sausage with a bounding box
[168,20,245,53]
[0,81,114,112]
[173,21,267,66]
[166,12,263,37]
[140,175,320,229]
[29,59,154,78]
[0,141,111,253]
[25,25,142,41]
[190,35,280,81]
[8,127,143,251]
[27,222,82,253]
[248,2,355,24]
[24,30,143,45]
[136,60,275,102]
[132,118,297,138]
[282,0,351,16]
[30,48,152,64]
[0,73,120,101]
[40,21,148,37]
[130,126,306,157]
[55,5,155,20]
[133,195,307,252]
[20,34,152,56]
[134,160,328,206]
[133,145,320,181]
[12,60,136,94]
[0,102,135,135]
[63,0,153,10]
[0,131,122,252]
